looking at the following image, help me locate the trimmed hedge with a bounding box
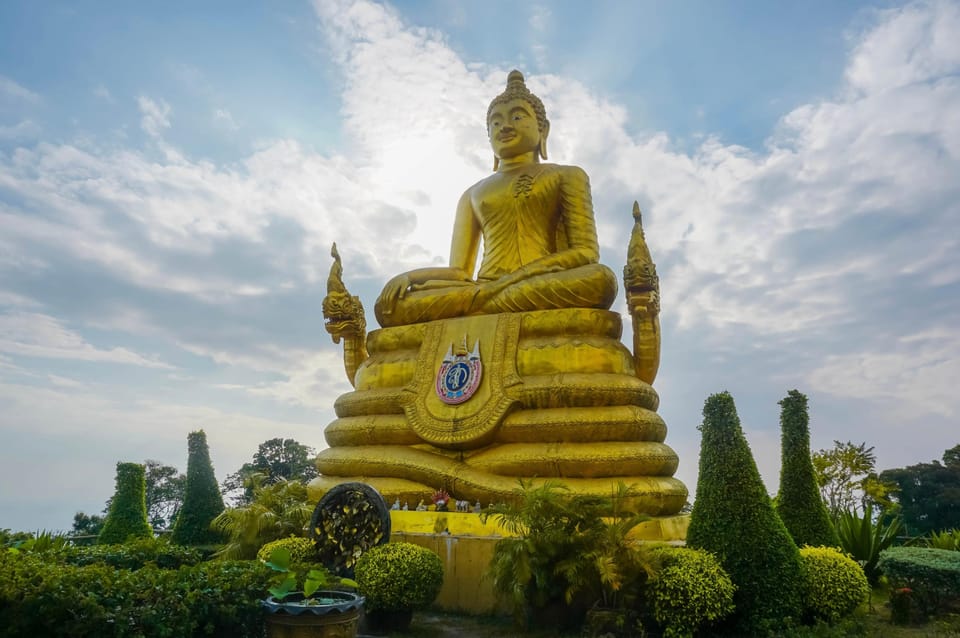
[173,430,225,545]
[799,546,869,622]
[66,536,202,570]
[776,391,840,548]
[99,462,153,544]
[355,542,443,612]
[0,550,271,638]
[686,392,803,634]
[879,546,960,616]
[647,546,736,638]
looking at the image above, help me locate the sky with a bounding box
[0,0,958,533]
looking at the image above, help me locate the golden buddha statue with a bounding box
[375,70,617,327]
[312,71,687,518]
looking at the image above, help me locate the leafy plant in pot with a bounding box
[261,546,365,638]
[483,479,653,633]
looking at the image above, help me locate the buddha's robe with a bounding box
[375,164,617,327]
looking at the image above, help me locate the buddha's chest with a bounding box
[474,169,562,241]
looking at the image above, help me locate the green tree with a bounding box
[70,512,105,537]
[776,390,839,547]
[686,392,803,634]
[172,430,225,545]
[812,440,896,518]
[211,478,312,559]
[222,438,317,505]
[144,460,186,529]
[880,444,960,535]
[98,460,186,530]
[98,462,153,544]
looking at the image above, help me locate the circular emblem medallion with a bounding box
[436,339,482,404]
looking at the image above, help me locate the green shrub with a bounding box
[66,536,202,569]
[798,546,869,622]
[0,529,33,547]
[8,530,71,555]
[212,478,311,559]
[355,542,443,612]
[256,536,317,564]
[173,430,226,545]
[879,546,960,617]
[685,391,803,634]
[647,546,735,638]
[184,560,273,636]
[926,528,960,551]
[836,504,901,586]
[99,462,153,544]
[0,549,271,638]
[776,391,840,548]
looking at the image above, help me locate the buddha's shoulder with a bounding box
[527,163,589,179]
[467,163,589,191]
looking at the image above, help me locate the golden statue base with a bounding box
[311,307,687,516]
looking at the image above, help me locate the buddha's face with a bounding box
[487,98,541,160]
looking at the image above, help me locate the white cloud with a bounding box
[808,326,960,418]
[137,95,171,137]
[0,75,41,103]
[0,312,172,368]
[93,84,115,103]
[0,119,40,140]
[845,0,960,95]
[245,350,350,408]
[213,108,239,130]
[529,5,551,32]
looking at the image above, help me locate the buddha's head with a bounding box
[487,70,549,170]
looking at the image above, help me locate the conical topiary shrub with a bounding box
[98,462,153,544]
[686,391,803,634]
[776,389,840,548]
[172,430,225,545]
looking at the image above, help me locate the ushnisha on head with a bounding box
[487,70,549,169]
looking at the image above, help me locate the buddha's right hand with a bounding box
[376,273,412,317]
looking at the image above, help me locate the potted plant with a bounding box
[483,480,656,635]
[261,546,365,638]
[354,542,444,634]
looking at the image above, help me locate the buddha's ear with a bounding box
[539,121,550,160]
[493,156,500,171]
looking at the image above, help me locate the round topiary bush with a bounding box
[647,546,736,638]
[355,542,443,612]
[799,546,870,622]
[256,536,317,564]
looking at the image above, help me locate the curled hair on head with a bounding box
[487,70,549,132]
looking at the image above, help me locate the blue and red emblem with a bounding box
[436,337,482,405]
